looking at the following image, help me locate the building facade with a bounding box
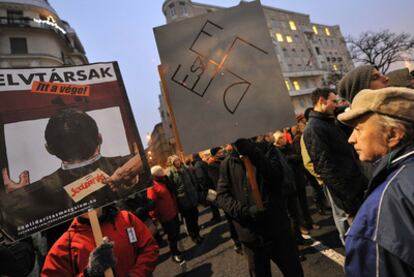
[0,0,87,68]
[146,122,175,167]
[158,0,353,152]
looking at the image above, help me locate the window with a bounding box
[338,57,343,62]
[10,37,27,54]
[315,47,320,55]
[7,10,23,25]
[326,57,330,62]
[289,20,297,31]
[275,33,284,42]
[285,80,291,91]
[179,1,188,15]
[168,3,176,17]
[325,27,331,36]
[293,81,301,91]
[312,25,318,35]
[292,48,296,52]
[286,36,293,43]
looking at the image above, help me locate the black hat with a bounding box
[210,147,221,156]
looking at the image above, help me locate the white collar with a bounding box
[61,154,102,170]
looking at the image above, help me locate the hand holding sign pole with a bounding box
[88,209,114,277]
[241,156,264,209]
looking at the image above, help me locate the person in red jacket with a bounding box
[147,165,184,264]
[41,205,159,277]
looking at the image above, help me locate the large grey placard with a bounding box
[154,0,295,154]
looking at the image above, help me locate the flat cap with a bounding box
[338,87,414,125]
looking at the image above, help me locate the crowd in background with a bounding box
[2,65,414,276]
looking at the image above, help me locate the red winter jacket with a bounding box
[147,180,178,223]
[41,210,159,277]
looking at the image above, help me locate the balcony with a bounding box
[0,16,70,45]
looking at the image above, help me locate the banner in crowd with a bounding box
[0,62,150,241]
[154,0,296,154]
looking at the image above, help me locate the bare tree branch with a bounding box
[347,30,414,73]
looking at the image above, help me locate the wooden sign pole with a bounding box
[158,64,185,161]
[241,156,264,209]
[88,209,114,277]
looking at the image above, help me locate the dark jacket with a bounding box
[216,140,289,242]
[302,111,367,215]
[192,156,215,201]
[345,144,414,277]
[208,159,221,187]
[168,166,199,211]
[117,192,155,222]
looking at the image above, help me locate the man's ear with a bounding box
[45,143,55,156]
[387,127,405,148]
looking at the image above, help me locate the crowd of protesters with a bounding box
[2,65,414,277]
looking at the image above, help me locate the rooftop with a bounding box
[0,0,57,14]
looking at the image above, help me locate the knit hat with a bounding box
[150,165,165,177]
[167,155,180,166]
[338,87,414,125]
[386,68,412,88]
[337,65,374,102]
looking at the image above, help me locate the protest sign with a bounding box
[154,0,296,154]
[0,62,149,241]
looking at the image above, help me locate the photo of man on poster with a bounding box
[1,107,144,239]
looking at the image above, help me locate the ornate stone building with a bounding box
[0,0,87,68]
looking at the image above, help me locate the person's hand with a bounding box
[103,155,143,191]
[2,168,30,193]
[86,237,116,277]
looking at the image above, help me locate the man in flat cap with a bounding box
[338,87,414,276]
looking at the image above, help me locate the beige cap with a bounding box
[338,87,414,125]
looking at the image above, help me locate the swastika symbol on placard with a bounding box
[171,20,268,114]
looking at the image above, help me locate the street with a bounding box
[154,198,345,277]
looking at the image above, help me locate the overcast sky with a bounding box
[48,0,414,147]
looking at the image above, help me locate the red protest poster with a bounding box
[0,62,150,241]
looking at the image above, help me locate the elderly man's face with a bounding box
[348,114,389,162]
[370,68,389,90]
